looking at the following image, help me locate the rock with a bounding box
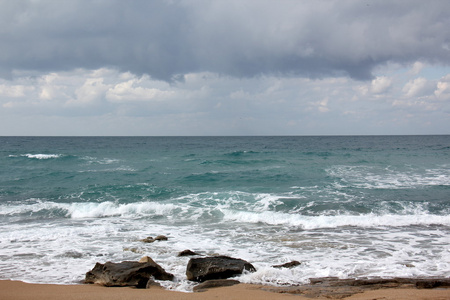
[267,277,450,298]
[186,255,256,282]
[154,235,168,241]
[146,278,162,289]
[85,260,174,288]
[178,249,201,257]
[272,261,301,269]
[193,279,240,292]
[140,237,155,243]
[139,256,156,264]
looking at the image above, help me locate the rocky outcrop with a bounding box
[186,255,256,282]
[85,260,173,288]
[268,277,450,298]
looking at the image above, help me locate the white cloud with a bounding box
[0,65,449,135]
[402,77,428,98]
[434,74,450,101]
[0,84,30,97]
[106,79,174,102]
[370,76,392,94]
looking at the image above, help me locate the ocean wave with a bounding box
[327,165,450,189]
[221,209,450,229]
[0,200,181,220]
[9,154,63,160]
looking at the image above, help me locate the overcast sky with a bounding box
[0,0,449,136]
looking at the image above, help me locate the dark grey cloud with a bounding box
[1,0,449,81]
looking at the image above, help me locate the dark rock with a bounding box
[140,237,155,243]
[267,277,450,298]
[415,278,450,289]
[193,279,240,292]
[178,249,201,257]
[85,260,173,288]
[154,235,168,241]
[186,255,256,282]
[272,261,301,269]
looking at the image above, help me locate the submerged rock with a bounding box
[139,235,168,243]
[186,255,256,282]
[85,260,173,288]
[154,235,168,241]
[272,261,301,269]
[178,249,201,257]
[140,237,155,243]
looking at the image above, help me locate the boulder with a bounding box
[186,255,256,282]
[85,260,173,288]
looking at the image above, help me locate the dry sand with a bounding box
[1,280,449,300]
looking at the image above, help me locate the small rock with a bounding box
[178,249,201,257]
[140,237,155,243]
[154,235,168,241]
[272,261,301,269]
[146,278,162,289]
[139,256,156,264]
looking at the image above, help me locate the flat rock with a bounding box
[193,279,240,292]
[267,277,450,298]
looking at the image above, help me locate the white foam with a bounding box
[327,165,450,189]
[22,154,62,159]
[221,209,450,229]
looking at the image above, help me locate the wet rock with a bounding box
[154,235,168,241]
[140,237,155,243]
[193,279,240,292]
[85,260,174,288]
[272,261,301,269]
[186,255,256,282]
[139,256,156,264]
[178,249,201,257]
[267,277,450,298]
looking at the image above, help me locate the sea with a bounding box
[0,136,449,291]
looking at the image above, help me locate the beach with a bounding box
[1,280,449,300]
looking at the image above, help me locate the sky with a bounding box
[0,0,449,136]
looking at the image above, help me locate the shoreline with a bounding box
[1,280,448,300]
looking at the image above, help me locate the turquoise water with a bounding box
[0,136,449,290]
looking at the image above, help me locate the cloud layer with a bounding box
[1,0,449,81]
[0,0,449,135]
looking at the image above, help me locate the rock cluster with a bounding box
[84,242,449,294]
[85,252,256,289]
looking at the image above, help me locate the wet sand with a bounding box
[1,280,449,300]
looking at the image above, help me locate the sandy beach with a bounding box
[1,280,449,300]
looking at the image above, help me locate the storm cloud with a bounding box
[2,0,449,81]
